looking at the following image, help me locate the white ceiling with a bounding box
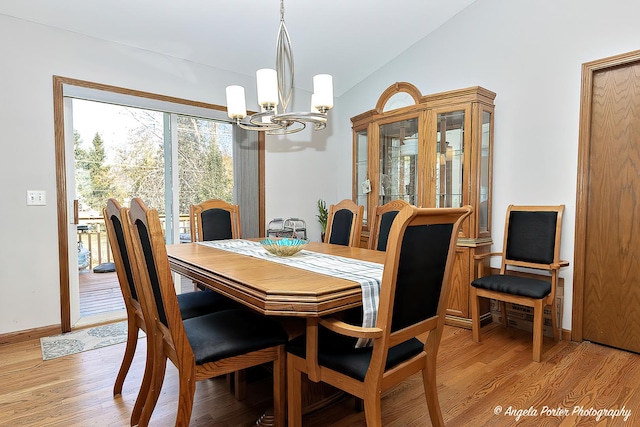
[0,0,477,96]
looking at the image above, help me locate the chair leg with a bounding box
[549,298,559,341]
[287,355,303,427]
[113,320,139,396]
[363,391,383,427]
[500,301,508,328]
[470,287,481,343]
[532,299,545,362]
[422,357,445,427]
[234,369,247,401]
[273,346,286,427]
[131,334,154,426]
[138,351,167,426]
[175,367,196,427]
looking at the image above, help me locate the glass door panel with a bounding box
[355,130,369,224]
[435,111,464,208]
[176,115,234,242]
[479,110,492,234]
[379,118,418,206]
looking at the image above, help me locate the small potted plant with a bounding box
[316,199,328,241]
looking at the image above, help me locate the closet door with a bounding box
[574,50,640,352]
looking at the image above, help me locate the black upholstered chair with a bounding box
[287,205,472,427]
[470,204,568,362]
[189,198,249,397]
[104,199,238,425]
[189,198,241,242]
[324,199,364,247]
[368,199,411,251]
[126,197,288,426]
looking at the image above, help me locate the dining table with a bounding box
[166,239,386,319]
[165,239,387,426]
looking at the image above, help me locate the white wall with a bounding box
[332,0,640,330]
[0,15,335,334]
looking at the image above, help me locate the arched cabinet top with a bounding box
[375,82,422,113]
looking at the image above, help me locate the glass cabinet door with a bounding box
[478,109,492,235]
[355,129,369,225]
[435,111,465,208]
[378,118,419,206]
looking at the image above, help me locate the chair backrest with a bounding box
[127,198,187,354]
[368,199,411,251]
[372,205,472,376]
[501,205,565,273]
[190,199,241,242]
[324,199,364,247]
[104,198,139,307]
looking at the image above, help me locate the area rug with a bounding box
[40,321,137,360]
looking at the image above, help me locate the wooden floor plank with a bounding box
[1,324,639,426]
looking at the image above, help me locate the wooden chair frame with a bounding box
[103,199,151,426]
[323,199,364,247]
[189,198,241,242]
[127,198,285,426]
[288,205,472,426]
[470,205,568,362]
[367,199,411,251]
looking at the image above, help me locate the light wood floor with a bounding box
[1,323,638,426]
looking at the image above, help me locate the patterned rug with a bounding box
[40,321,137,360]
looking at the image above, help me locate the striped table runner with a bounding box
[197,239,383,347]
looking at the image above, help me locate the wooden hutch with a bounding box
[351,82,495,328]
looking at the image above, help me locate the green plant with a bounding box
[316,199,328,233]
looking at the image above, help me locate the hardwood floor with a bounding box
[1,323,638,426]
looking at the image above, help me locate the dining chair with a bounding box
[470,204,568,362]
[104,199,239,425]
[188,198,250,398]
[190,198,241,242]
[287,205,472,426]
[126,197,288,427]
[367,199,411,251]
[324,199,364,247]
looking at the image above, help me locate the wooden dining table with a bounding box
[166,240,386,426]
[166,240,386,318]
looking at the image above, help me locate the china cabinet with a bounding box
[351,83,496,327]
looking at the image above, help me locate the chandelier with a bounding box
[225,0,333,135]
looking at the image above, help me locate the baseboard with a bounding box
[0,324,61,346]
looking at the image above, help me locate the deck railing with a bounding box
[77,215,191,270]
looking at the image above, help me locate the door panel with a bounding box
[582,59,640,352]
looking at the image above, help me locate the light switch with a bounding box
[27,190,46,206]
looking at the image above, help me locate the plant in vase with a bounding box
[316,199,328,241]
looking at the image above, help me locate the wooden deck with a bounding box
[79,270,124,317]
[79,269,193,317]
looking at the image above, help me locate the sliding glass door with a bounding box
[64,89,258,327]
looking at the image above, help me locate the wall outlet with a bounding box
[27,190,46,206]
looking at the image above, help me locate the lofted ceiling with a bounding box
[0,0,477,97]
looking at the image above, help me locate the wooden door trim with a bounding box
[572,49,640,342]
[53,76,265,332]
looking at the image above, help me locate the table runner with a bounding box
[197,239,383,347]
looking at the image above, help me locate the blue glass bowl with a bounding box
[259,238,309,256]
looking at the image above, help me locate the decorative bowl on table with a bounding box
[259,238,309,257]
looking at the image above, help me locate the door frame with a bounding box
[571,49,640,342]
[53,76,265,332]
